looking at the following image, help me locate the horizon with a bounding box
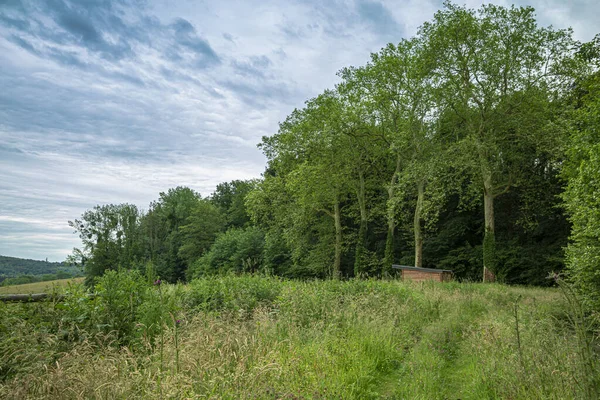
[1,0,598,262]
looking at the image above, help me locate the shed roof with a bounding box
[392,265,453,273]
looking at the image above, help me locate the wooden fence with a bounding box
[0,293,65,302]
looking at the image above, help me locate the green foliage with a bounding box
[241,2,584,281]
[419,2,580,276]
[1,277,598,399]
[184,274,282,313]
[261,230,292,276]
[563,68,600,313]
[0,270,80,287]
[0,255,78,279]
[178,199,225,267]
[189,227,265,278]
[0,275,38,286]
[69,203,143,285]
[66,3,595,289]
[210,179,257,229]
[142,186,202,283]
[54,270,182,345]
[92,269,149,341]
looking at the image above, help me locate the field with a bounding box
[0,277,85,294]
[0,274,598,399]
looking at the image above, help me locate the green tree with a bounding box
[210,180,258,229]
[141,187,201,282]
[189,226,265,278]
[258,92,354,278]
[563,39,600,310]
[336,67,391,276]
[372,38,444,270]
[178,199,225,266]
[420,2,578,280]
[340,37,447,272]
[247,175,303,277]
[69,203,142,285]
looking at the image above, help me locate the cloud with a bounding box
[1,0,221,73]
[356,0,403,37]
[0,0,598,261]
[170,17,221,67]
[232,55,273,78]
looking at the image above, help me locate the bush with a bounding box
[91,269,149,341]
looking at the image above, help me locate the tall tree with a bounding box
[210,180,257,229]
[343,37,445,271]
[69,203,142,285]
[142,187,201,282]
[331,73,389,275]
[258,92,353,278]
[178,199,225,267]
[420,3,578,280]
[374,38,442,269]
[563,36,600,310]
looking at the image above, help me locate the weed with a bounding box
[0,276,597,399]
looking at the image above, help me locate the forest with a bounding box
[67,3,600,309]
[0,255,79,285]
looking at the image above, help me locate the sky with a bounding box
[0,0,598,262]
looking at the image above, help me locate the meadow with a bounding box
[0,277,85,294]
[0,273,598,399]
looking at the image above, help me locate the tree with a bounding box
[69,203,142,285]
[563,38,600,310]
[340,37,447,272]
[188,226,265,278]
[178,199,225,266]
[141,186,201,282]
[337,62,402,272]
[373,38,444,270]
[336,66,391,276]
[210,180,258,229]
[420,3,578,280]
[258,92,354,278]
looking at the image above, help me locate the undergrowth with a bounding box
[0,273,598,399]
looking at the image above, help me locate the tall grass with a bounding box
[0,275,597,399]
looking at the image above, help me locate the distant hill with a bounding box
[0,255,79,277]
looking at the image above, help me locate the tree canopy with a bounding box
[68,3,600,312]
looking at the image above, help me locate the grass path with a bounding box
[372,285,565,399]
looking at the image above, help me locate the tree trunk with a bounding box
[483,174,496,282]
[384,155,402,272]
[333,200,342,280]
[355,170,368,276]
[414,180,425,268]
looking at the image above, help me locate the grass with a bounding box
[0,276,597,399]
[0,277,85,294]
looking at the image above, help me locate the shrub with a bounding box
[91,269,149,341]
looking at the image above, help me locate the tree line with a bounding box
[0,255,76,280]
[69,3,599,308]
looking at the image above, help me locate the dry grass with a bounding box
[0,277,85,294]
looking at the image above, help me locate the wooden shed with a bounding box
[392,265,453,282]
